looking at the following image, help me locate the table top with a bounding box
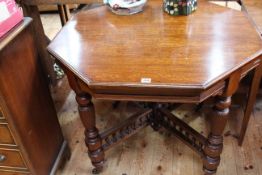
[48,0,262,92]
[242,0,262,34]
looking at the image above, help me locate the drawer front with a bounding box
[0,148,27,171]
[0,124,16,146]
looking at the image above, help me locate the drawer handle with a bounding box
[0,154,6,162]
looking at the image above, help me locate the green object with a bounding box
[163,0,197,16]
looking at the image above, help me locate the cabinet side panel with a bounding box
[0,24,64,175]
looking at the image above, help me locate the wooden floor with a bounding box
[41,2,262,175]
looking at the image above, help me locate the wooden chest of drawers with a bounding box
[0,18,69,175]
[0,111,28,174]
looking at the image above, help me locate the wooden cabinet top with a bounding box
[0,18,32,51]
[48,0,262,91]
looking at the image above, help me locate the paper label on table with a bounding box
[141,78,151,83]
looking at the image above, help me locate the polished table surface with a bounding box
[242,0,262,34]
[48,0,262,97]
[48,0,262,174]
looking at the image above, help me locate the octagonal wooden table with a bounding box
[48,0,262,174]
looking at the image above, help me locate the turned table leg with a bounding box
[203,96,231,174]
[76,93,105,174]
[63,68,105,174]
